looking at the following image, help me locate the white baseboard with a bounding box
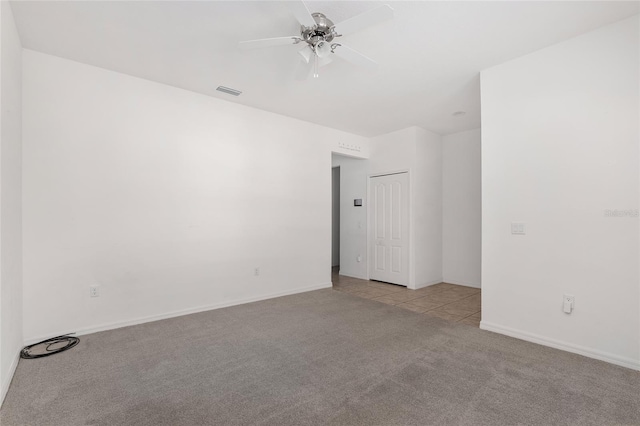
[24,282,332,346]
[0,349,20,408]
[480,321,640,371]
[412,278,444,290]
[442,278,481,288]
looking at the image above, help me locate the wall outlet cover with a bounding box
[563,294,575,314]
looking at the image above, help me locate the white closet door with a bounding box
[369,172,409,286]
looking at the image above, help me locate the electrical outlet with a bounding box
[563,294,574,314]
[89,285,100,298]
[254,267,260,276]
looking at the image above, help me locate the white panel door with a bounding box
[369,172,409,286]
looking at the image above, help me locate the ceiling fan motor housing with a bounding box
[302,12,337,45]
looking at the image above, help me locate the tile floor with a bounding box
[331,267,481,327]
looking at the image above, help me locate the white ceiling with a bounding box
[10,1,639,137]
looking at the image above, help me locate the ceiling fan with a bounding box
[239,2,394,79]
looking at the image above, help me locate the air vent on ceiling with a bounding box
[216,86,242,96]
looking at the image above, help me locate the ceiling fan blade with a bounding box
[289,1,316,28]
[332,44,378,70]
[334,5,394,36]
[239,36,300,49]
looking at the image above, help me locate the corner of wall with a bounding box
[0,0,24,408]
[441,128,482,288]
[412,127,443,286]
[0,350,19,407]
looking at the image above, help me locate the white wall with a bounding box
[0,0,23,406]
[414,128,443,288]
[369,127,443,289]
[369,127,417,176]
[22,50,368,342]
[331,154,368,279]
[481,15,639,369]
[442,128,481,288]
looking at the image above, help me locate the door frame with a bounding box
[366,169,412,287]
[331,166,341,269]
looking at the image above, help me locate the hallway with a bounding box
[332,267,481,327]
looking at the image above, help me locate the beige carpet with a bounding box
[1,289,639,425]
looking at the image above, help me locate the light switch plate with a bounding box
[511,222,526,235]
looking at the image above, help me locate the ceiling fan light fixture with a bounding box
[299,45,312,63]
[238,2,394,80]
[313,54,320,78]
[315,40,332,58]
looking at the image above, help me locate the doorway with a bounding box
[331,167,340,268]
[369,172,410,286]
